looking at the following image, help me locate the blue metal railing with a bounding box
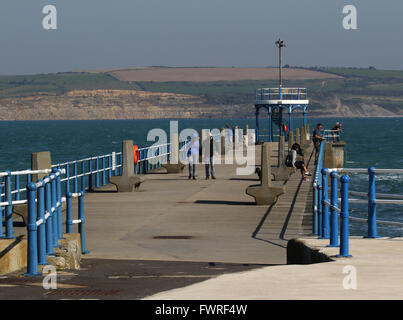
[0,140,183,276]
[312,140,326,235]
[317,166,403,258]
[25,169,88,276]
[324,129,342,143]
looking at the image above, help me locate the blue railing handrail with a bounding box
[317,166,403,258]
[25,169,88,276]
[312,140,326,235]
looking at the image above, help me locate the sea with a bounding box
[0,117,402,237]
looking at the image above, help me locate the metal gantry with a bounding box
[254,39,309,143]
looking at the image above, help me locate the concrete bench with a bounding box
[246,142,286,205]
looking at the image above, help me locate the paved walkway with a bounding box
[144,236,403,300]
[83,143,314,265]
[2,141,320,299]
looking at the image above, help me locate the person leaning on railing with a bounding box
[331,122,342,142]
[313,123,326,165]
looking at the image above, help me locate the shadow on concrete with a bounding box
[88,190,118,193]
[250,149,315,249]
[229,177,259,182]
[0,235,24,259]
[194,200,255,206]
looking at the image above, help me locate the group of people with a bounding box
[285,122,343,181]
[184,122,342,182]
[185,132,218,180]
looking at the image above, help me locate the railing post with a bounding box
[66,191,73,234]
[321,168,330,239]
[88,158,93,191]
[81,161,85,192]
[44,177,54,255]
[78,191,90,254]
[338,175,352,258]
[65,163,70,194]
[25,182,40,276]
[313,183,319,235]
[74,161,78,193]
[329,171,339,247]
[55,169,63,239]
[108,154,112,182]
[5,171,15,239]
[50,173,59,246]
[102,156,106,186]
[318,184,323,238]
[37,181,47,265]
[15,175,20,201]
[95,157,100,188]
[368,166,378,238]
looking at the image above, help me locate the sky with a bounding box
[0,0,402,75]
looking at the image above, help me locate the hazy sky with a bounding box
[0,0,402,75]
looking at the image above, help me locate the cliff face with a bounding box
[0,89,401,120]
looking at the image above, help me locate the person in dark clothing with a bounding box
[313,123,326,164]
[205,132,217,179]
[331,122,342,142]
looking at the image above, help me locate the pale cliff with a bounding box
[0,89,401,120]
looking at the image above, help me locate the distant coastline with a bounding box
[0,67,402,120]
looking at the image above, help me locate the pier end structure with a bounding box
[110,140,145,192]
[246,142,285,205]
[323,141,346,169]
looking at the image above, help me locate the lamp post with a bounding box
[275,38,286,89]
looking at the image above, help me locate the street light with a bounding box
[275,38,286,88]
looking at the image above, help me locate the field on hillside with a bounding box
[107,67,342,82]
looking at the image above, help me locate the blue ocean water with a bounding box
[0,118,402,237]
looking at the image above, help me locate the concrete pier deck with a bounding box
[145,236,403,300]
[84,143,314,265]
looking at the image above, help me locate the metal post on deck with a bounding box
[74,162,78,194]
[318,184,323,238]
[95,157,100,188]
[368,166,378,238]
[25,182,41,276]
[37,181,47,265]
[321,169,330,239]
[288,107,293,133]
[328,171,339,247]
[255,108,260,144]
[15,175,20,201]
[102,156,106,186]
[44,177,54,255]
[108,155,112,182]
[78,192,90,255]
[50,173,59,246]
[55,169,63,239]
[66,191,73,234]
[88,158,93,191]
[81,161,85,192]
[268,108,273,142]
[5,172,15,239]
[338,175,352,258]
[313,183,319,235]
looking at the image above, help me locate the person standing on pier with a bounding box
[313,123,326,165]
[204,132,219,180]
[186,133,199,180]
